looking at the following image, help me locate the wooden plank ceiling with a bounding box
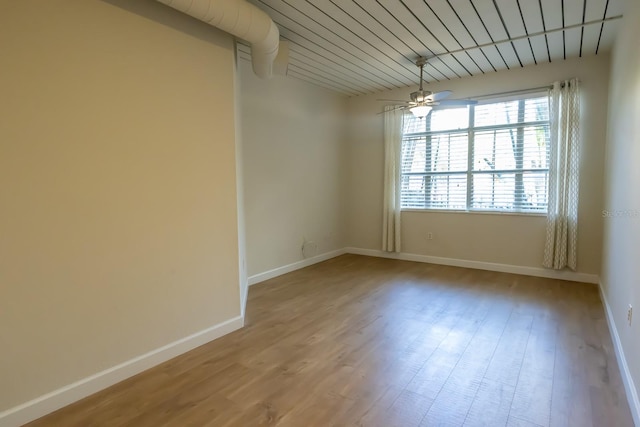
[236,0,623,96]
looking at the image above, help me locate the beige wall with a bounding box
[346,54,610,274]
[239,59,348,277]
[602,0,640,416]
[0,0,241,412]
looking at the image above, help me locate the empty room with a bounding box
[1,0,639,426]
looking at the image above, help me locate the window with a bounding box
[401,94,550,213]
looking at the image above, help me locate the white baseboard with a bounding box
[0,316,244,427]
[248,248,346,286]
[598,283,640,427]
[344,247,600,284]
[247,247,599,286]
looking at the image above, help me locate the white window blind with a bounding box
[401,94,550,213]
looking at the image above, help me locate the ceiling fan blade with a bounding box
[437,99,478,106]
[377,99,413,104]
[427,90,452,102]
[376,105,408,115]
[431,100,478,110]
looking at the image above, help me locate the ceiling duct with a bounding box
[157,0,282,79]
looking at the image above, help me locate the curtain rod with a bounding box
[470,80,579,100]
[471,86,551,100]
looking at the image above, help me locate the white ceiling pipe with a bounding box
[157,0,280,79]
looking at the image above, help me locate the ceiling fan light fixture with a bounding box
[410,105,432,118]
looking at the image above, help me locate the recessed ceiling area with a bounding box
[236,0,623,95]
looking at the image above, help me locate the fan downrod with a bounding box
[411,56,431,103]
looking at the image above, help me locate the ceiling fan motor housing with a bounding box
[411,90,432,103]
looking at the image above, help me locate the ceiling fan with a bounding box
[378,56,477,118]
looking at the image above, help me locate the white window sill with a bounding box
[401,208,547,218]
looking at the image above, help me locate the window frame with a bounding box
[400,92,550,215]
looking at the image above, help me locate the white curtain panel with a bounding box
[382,106,404,252]
[543,79,580,270]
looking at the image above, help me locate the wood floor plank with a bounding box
[507,416,544,426]
[419,286,509,426]
[463,379,515,427]
[550,289,596,427]
[508,310,557,426]
[423,296,514,426]
[483,311,534,387]
[378,390,434,427]
[24,255,634,427]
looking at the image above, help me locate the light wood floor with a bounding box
[27,254,634,426]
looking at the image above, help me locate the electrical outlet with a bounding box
[628,305,633,326]
[427,232,433,240]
